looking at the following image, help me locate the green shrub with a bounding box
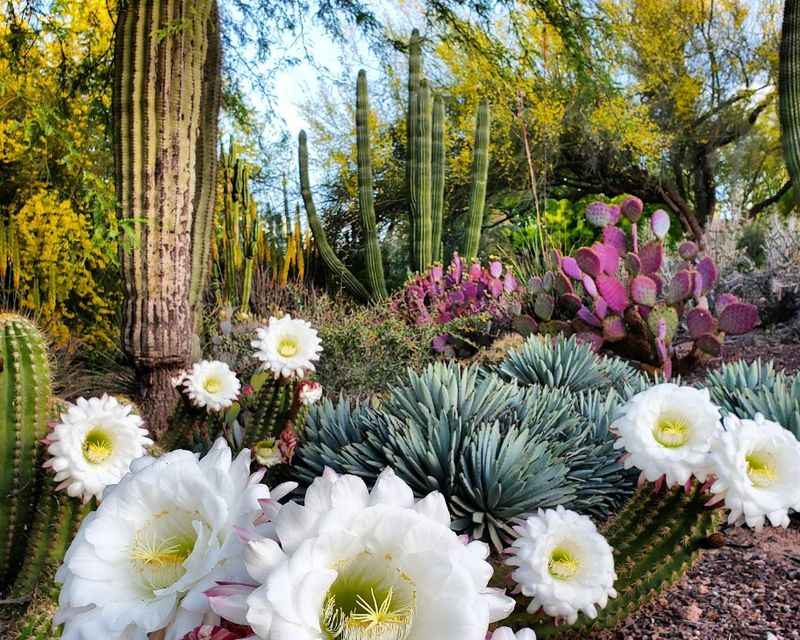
[735,222,767,268]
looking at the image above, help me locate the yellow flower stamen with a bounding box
[653,416,691,448]
[278,336,299,358]
[203,376,222,394]
[549,546,580,580]
[130,529,196,591]
[82,429,113,464]
[746,450,778,488]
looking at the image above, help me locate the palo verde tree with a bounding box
[113,0,222,435]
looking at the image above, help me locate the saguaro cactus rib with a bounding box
[406,28,423,270]
[113,0,217,435]
[299,130,371,302]
[463,99,490,261]
[412,80,434,271]
[780,0,800,191]
[355,70,388,300]
[431,95,446,263]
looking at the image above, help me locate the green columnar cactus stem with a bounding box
[113,0,217,434]
[406,29,422,270]
[780,0,800,192]
[189,0,222,334]
[463,99,490,261]
[355,70,388,300]
[299,130,371,301]
[431,95,446,263]
[412,79,434,271]
[0,314,51,590]
[496,483,723,637]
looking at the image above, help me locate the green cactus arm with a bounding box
[431,94,446,263]
[780,0,800,193]
[0,315,51,589]
[298,130,371,302]
[406,29,423,271]
[355,70,388,300]
[411,79,434,272]
[462,99,491,261]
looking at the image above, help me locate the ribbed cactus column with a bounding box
[431,95,446,263]
[299,130,371,301]
[412,79,434,271]
[355,70,388,300]
[113,0,217,434]
[0,314,51,589]
[406,29,425,271]
[780,0,800,192]
[462,99,491,261]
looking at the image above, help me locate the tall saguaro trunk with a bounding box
[113,0,221,436]
[781,0,800,193]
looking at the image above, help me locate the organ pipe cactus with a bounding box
[780,0,800,191]
[462,99,491,261]
[0,315,51,589]
[523,198,758,377]
[431,95,446,262]
[113,0,220,433]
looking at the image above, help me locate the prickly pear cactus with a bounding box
[0,314,52,590]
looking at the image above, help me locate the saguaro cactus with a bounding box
[780,0,800,190]
[113,0,221,435]
[0,314,51,589]
[431,95,446,263]
[462,99,491,261]
[355,70,388,300]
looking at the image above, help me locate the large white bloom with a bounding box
[55,439,273,640]
[507,506,616,625]
[237,468,514,640]
[251,314,322,379]
[709,414,800,530]
[183,361,241,412]
[45,395,152,502]
[489,627,537,640]
[612,383,721,486]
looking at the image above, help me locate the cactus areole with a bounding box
[113,0,221,435]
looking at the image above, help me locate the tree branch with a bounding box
[747,180,793,218]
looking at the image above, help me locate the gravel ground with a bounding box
[595,522,800,640]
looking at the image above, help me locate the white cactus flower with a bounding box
[612,383,721,486]
[709,414,800,530]
[251,314,323,379]
[183,360,241,412]
[298,380,323,406]
[507,506,616,625]
[45,394,152,502]
[490,627,537,640]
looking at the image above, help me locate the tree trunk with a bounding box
[113,0,220,437]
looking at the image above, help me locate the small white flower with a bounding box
[45,395,152,502]
[612,383,721,486]
[241,467,515,640]
[709,414,800,530]
[251,314,323,379]
[507,506,616,625]
[183,360,241,412]
[55,439,272,640]
[298,380,323,406]
[490,627,537,640]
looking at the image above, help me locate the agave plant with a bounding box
[295,351,637,549]
[705,358,800,438]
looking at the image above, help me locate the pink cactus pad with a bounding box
[686,307,716,338]
[512,315,539,337]
[560,292,583,315]
[715,293,739,314]
[603,315,626,341]
[650,209,670,239]
[718,302,759,335]
[603,225,628,254]
[542,271,556,292]
[596,274,628,313]
[554,272,573,295]
[624,252,641,275]
[666,270,693,303]
[468,261,482,280]
[594,296,609,319]
[582,274,598,298]
[594,242,620,274]
[534,293,555,321]
[575,247,602,277]
[678,241,699,260]
[696,333,723,357]
[575,331,604,351]
[585,201,616,227]
[621,195,644,222]
[630,275,657,306]
[489,260,503,278]
[577,305,602,328]
[638,241,664,275]
[696,256,718,294]
[650,272,664,296]
[647,304,679,342]
[561,256,583,280]
[529,275,544,294]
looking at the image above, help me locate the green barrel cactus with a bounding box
[0,314,52,590]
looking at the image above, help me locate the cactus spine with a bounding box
[431,95,446,263]
[113,0,220,434]
[0,315,51,589]
[497,483,723,636]
[780,0,800,192]
[355,70,388,300]
[299,130,371,301]
[463,99,490,261]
